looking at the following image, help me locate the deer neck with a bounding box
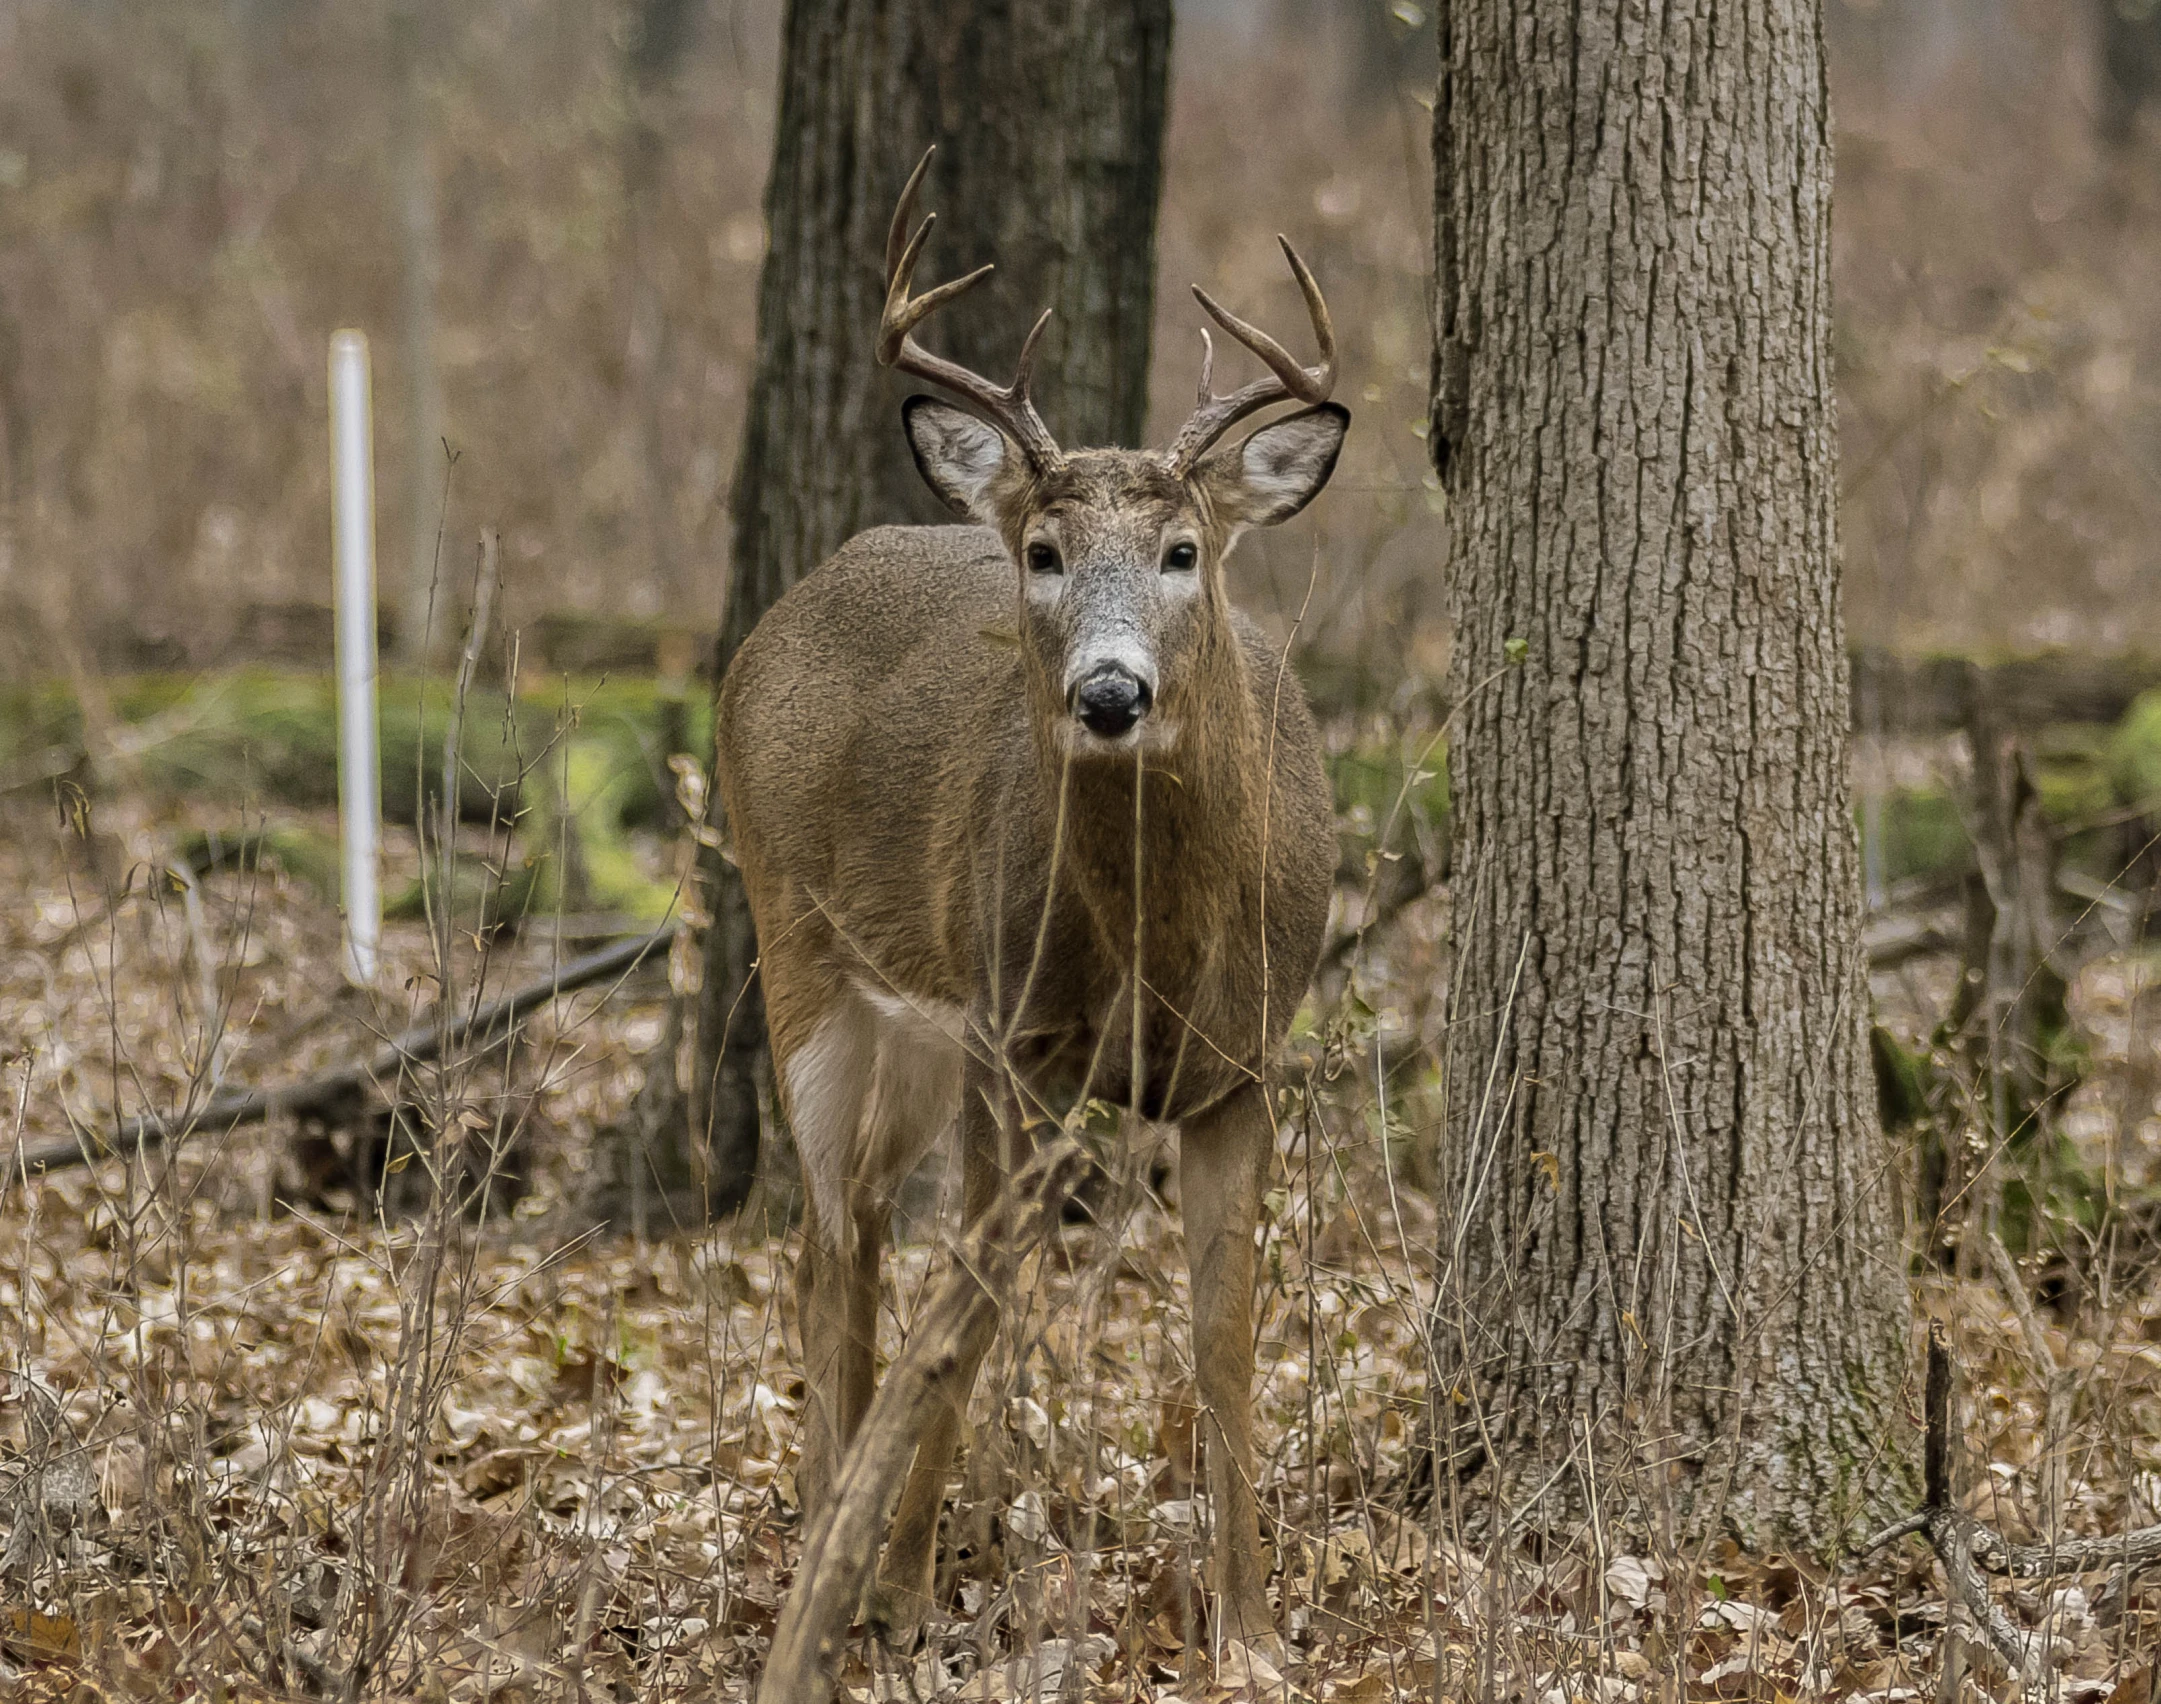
[1044,629,1266,987]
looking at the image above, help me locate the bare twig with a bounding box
[1318,843,1429,978]
[1986,1232,2075,1524]
[1854,1510,1931,1556]
[754,1136,1090,1704]
[1917,1326,2045,1694]
[433,527,503,1030]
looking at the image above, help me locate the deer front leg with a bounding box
[841,1191,892,1445]
[794,1192,889,1523]
[793,1221,838,1522]
[867,1048,1016,1644]
[1180,1080,1278,1659]
[777,1000,878,1524]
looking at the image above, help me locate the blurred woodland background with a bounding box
[7,3,2161,1697]
[6,0,2157,686]
[0,0,1429,687]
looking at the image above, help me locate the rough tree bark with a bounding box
[1427,0,1914,1542]
[631,0,1172,1221]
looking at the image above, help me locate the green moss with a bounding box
[0,680,86,770]
[5,670,705,939]
[555,679,709,831]
[555,738,679,917]
[1850,723,2118,890]
[1869,1024,1934,1131]
[1329,737,1448,878]
[0,669,709,831]
[175,822,343,902]
[384,849,543,932]
[1999,1132,2105,1251]
[2106,688,2161,812]
[385,740,678,930]
[2033,754,2116,826]
[109,670,543,822]
[1298,658,1446,721]
[1870,788,1969,884]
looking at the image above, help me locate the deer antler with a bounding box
[877,148,1063,473]
[1162,238,1338,476]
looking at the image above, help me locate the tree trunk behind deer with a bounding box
[1427,0,1915,1542]
[632,0,1172,1219]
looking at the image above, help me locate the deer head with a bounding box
[877,150,1349,760]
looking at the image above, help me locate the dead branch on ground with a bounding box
[4,924,677,1182]
[1860,1325,2161,1696]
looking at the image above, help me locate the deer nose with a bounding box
[1072,665,1151,737]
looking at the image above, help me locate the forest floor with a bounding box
[2,760,2159,1702]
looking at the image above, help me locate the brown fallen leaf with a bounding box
[461,1445,542,1499]
[2108,1665,2154,1704]
[0,1605,81,1665]
[552,1351,621,1404]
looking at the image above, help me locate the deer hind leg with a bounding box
[777,995,878,1526]
[1180,1081,1280,1660]
[869,1042,1005,1644]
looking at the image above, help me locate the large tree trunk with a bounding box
[639,0,1171,1220]
[1428,0,1913,1543]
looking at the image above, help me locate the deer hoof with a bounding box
[861,1571,936,1651]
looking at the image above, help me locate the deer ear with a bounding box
[903,397,1014,520]
[1199,403,1350,528]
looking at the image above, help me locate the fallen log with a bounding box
[1329,884,1963,984]
[1858,1325,2161,1697]
[4,925,678,1183]
[1862,912,1960,971]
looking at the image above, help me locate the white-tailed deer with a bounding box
[714,151,1346,1659]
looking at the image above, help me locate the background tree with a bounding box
[2100,0,2161,146]
[1427,0,1913,1540]
[622,0,701,624]
[390,0,444,663]
[624,0,1174,1220]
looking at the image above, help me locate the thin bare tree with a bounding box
[390,0,444,665]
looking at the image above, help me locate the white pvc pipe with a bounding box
[329,331,382,987]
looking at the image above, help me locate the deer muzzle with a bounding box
[1071,662,1153,738]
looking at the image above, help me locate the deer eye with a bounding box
[1025,541,1062,575]
[1162,541,1198,573]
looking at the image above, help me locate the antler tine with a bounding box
[1011,307,1053,397]
[875,147,1064,472]
[1164,235,1338,475]
[884,147,935,286]
[879,245,994,361]
[1197,237,1338,400]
